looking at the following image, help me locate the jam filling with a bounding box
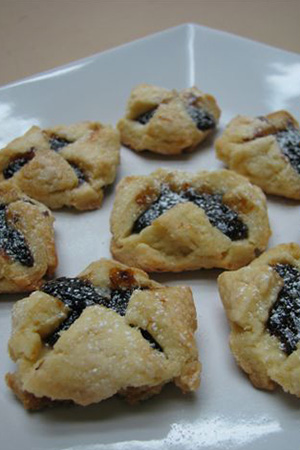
[49,135,72,151]
[0,204,34,267]
[69,162,86,185]
[276,125,300,175]
[135,107,158,125]
[140,328,163,352]
[267,264,300,354]
[186,105,215,131]
[3,150,35,179]
[132,185,248,241]
[42,277,160,351]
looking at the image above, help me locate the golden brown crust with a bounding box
[215,110,300,199]
[110,169,271,272]
[0,181,57,293]
[218,243,300,397]
[6,259,200,409]
[118,84,221,155]
[0,122,120,210]
[119,384,164,404]
[5,373,54,410]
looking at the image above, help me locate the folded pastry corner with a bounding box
[118,84,221,155]
[215,110,300,199]
[110,168,271,272]
[218,242,300,398]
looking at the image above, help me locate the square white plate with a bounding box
[0,24,300,450]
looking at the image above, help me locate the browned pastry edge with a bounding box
[6,373,172,410]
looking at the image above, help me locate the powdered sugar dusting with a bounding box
[132,184,248,240]
[0,203,34,267]
[276,125,300,174]
[267,264,300,354]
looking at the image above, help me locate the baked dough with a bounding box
[215,110,300,199]
[110,169,271,272]
[218,243,300,397]
[0,181,57,293]
[118,84,221,155]
[6,259,200,409]
[0,121,120,210]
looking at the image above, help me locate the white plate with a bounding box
[0,23,300,450]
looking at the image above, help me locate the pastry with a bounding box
[0,121,120,210]
[6,259,200,409]
[218,243,300,397]
[215,110,300,199]
[110,169,271,272]
[0,181,57,293]
[117,84,221,155]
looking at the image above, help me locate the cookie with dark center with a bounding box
[0,181,57,293]
[218,243,300,398]
[111,169,270,272]
[216,110,300,199]
[0,122,120,210]
[6,259,200,409]
[118,84,221,155]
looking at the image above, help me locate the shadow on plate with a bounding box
[38,382,200,426]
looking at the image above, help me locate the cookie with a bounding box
[215,110,300,199]
[110,169,271,272]
[0,181,57,293]
[218,243,300,398]
[0,121,120,210]
[6,259,200,409]
[117,84,221,155]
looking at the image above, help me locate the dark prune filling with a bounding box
[132,187,185,234]
[267,264,300,354]
[41,277,159,349]
[135,107,158,125]
[69,162,86,185]
[42,277,104,310]
[48,134,86,184]
[45,311,80,347]
[132,185,248,241]
[186,105,215,131]
[0,204,34,267]
[49,135,72,151]
[139,329,163,352]
[107,289,135,317]
[276,125,300,175]
[3,149,35,179]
